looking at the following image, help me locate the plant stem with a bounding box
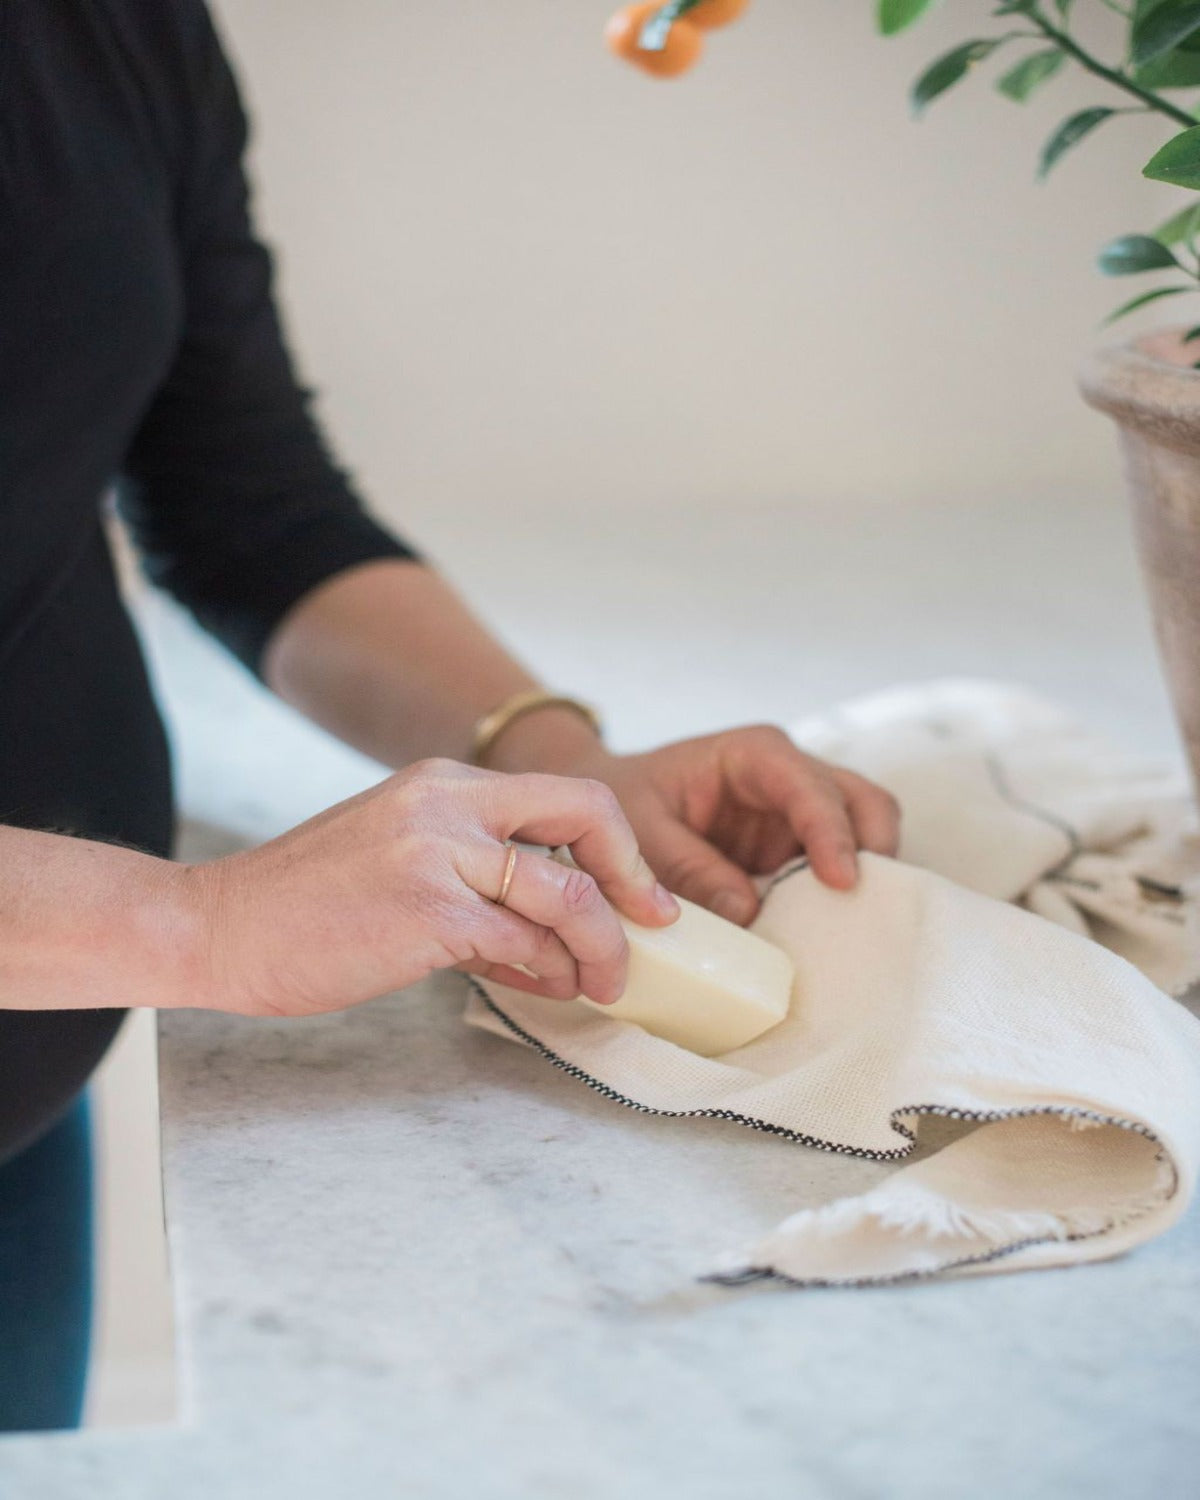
[639,0,703,51]
[1023,4,1196,127]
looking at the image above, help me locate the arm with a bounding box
[261,558,604,773]
[0,8,651,1021]
[0,766,675,1016]
[0,828,203,1013]
[263,559,903,924]
[118,4,419,674]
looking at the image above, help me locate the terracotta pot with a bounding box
[1078,324,1200,800]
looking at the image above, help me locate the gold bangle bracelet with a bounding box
[468,689,603,768]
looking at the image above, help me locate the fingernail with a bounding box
[654,882,680,917]
[712,890,754,925]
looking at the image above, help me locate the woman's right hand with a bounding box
[183,758,680,1018]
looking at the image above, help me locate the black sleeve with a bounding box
[118,3,420,676]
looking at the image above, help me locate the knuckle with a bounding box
[878,789,902,822]
[582,779,622,820]
[560,866,602,915]
[393,829,446,869]
[397,757,459,795]
[390,771,435,815]
[413,755,460,780]
[540,972,580,1001]
[391,758,475,824]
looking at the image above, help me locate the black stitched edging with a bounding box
[467,856,1176,1288]
[468,975,914,1158]
[472,861,1161,1145]
[469,975,1168,1163]
[701,1227,1110,1291]
[474,977,1176,1286]
[467,851,1164,1160]
[759,856,810,899]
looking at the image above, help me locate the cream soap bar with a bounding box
[582,893,795,1057]
[585,894,792,1062]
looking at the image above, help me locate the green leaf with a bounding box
[1182,322,1200,342]
[1131,1,1200,67]
[1131,1,1200,82]
[877,0,941,36]
[911,40,1000,117]
[1052,0,1074,16]
[996,48,1066,103]
[1097,234,1182,275]
[1152,200,1200,247]
[1037,107,1116,179]
[1100,285,1195,328]
[1145,125,1200,189]
[1135,56,1200,87]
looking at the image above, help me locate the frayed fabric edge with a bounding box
[712,1146,1178,1289]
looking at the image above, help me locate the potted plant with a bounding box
[606,0,1200,799]
[876,0,1200,799]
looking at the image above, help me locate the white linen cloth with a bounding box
[465,681,1200,1286]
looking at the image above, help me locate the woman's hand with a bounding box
[494,718,901,927]
[185,759,678,1018]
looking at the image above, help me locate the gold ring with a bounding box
[496,842,519,907]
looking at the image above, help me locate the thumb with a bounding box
[647,820,761,927]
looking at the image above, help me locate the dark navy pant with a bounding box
[0,1095,93,1432]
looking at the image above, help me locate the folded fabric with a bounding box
[464,680,1200,1286]
[790,679,1199,997]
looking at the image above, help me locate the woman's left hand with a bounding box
[531,724,902,927]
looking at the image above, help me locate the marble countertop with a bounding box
[5,977,1200,1500]
[4,493,1200,1497]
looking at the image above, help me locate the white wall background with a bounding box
[210,0,1187,537]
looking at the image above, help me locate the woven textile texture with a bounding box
[467,681,1200,1286]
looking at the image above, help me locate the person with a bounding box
[0,0,901,1430]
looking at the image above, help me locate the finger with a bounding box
[785,779,860,889]
[728,811,800,875]
[483,774,677,928]
[746,817,801,875]
[464,896,583,1000]
[830,769,901,857]
[462,843,630,1005]
[731,743,860,889]
[459,959,580,1003]
[707,804,772,872]
[644,820,761,927]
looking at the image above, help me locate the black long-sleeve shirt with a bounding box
[0,0,419,1158]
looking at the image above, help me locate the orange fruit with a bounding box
[685,0,750,29]
[605,3,704,78]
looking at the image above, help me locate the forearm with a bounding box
[0,827,204,1011]
[261,559,607,774]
